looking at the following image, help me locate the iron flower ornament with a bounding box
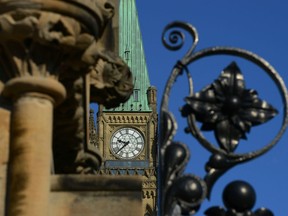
[182,61,278,153]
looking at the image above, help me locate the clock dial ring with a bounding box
[110,127,145,159]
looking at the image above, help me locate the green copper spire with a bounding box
[106,0,152,112]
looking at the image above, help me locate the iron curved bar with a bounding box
[160,22,197,148]
[162,21,199,58]
[160,21,198,111]
[184,47,288,162]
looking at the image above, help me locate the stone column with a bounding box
[0,106,10,216]
[3,77,66,216]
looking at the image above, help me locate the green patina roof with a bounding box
[105,0,151,112]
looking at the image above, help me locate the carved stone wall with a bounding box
[0,0,136,215]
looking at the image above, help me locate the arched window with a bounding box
[144,204,153,216]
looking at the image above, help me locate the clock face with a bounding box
[110,127,144,159]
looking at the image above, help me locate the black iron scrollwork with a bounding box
[159,21,288,215]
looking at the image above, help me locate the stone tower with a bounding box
[90,0,158,215]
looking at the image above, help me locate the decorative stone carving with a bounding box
[89,109,98,147]
[0,0,131,215]
[84,46,134,108]
[0,11,89,80]
[106,114,149,123]
[51,19,133,174]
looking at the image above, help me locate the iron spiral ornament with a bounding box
[159,21,288,215]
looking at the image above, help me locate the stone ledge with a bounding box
[51,174,142,191]
[49,175,143,216]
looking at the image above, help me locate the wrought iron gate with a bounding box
[159,21,288,216]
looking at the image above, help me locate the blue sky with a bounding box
[136,0,288,215]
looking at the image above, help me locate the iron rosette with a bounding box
[159,21,288,215]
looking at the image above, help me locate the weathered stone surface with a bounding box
[6,93,55,216]
[0,108,10,216]
[0,0,135,215]
[50,175,143,216]
[86,49,134,108]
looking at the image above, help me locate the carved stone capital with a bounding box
[0,0,114,39]
[0,0,115,83]
[0,0,133,111]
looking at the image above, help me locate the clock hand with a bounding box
[117,139,126,144]
[116,140,130,154]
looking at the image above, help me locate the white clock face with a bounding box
[110,127,144,159]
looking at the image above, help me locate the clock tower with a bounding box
[90,0,158,215]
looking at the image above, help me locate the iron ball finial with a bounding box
[222,180,256,212]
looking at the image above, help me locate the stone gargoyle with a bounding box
[53,22,134,174]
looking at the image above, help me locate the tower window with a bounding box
[134,89,140,102]
[124,50,130,61]
[124,44,130,61]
